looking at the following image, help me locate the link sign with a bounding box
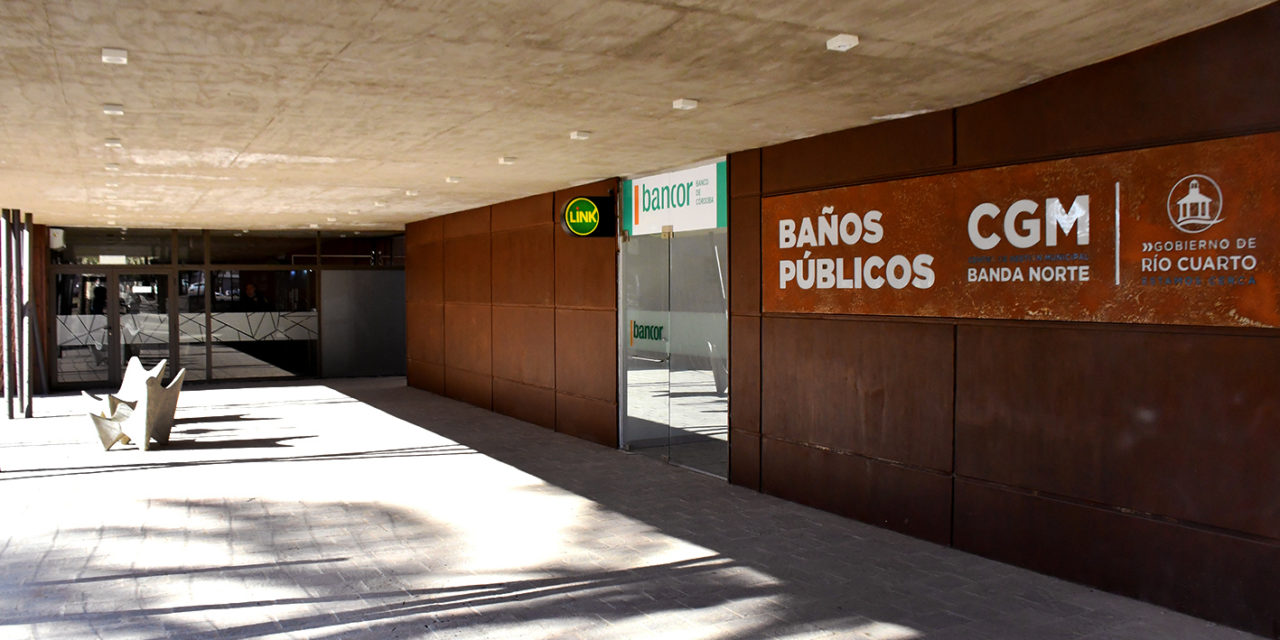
[762,131,1280,328]
[560,196,615,238]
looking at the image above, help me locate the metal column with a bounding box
[2,209,13,419]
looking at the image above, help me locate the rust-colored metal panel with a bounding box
[729,315,760,434]
[954,480,1279,637]
[555,392,618,447]
[423,362,445,394]
[443,302,491,376]
[405,301,443,364]
[555,233,615,310]
[491,226,554,306]
[957,4,1280,168]
[406,358,429,390]
[761,316,954,471]
[406,217,442,248]
[762,111,954,196]
[554,308,616,403]
[729,149,761,198]
[443,206,491,238]
[555,180,618,310]
[729,429,760,490]
[492,193,554,231]
[729,196,761,316]
[406,238,443,304]
[493,378,556,430]
[405,300,429,362]
[491,305,555,389]
[956,324,1280,540]
[407,359,444,395]
[763,132,1280,328]
[444,233,491,304]
[445,367,492,410]
[761,438,952,544]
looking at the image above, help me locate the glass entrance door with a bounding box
[52,272,175,389]
[667,228,729,474]
[116,273,171,377]
[620,228,729,477]
[621,234,671,460]
[53,273,112,387]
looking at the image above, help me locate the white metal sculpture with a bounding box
[85,357,186,451]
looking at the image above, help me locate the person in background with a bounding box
[240,282,269,311]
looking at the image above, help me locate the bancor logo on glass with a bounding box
[623,160,727,236]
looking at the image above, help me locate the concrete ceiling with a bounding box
[0,0,1269,232]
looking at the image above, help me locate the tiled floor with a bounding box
[0,378,1262,639]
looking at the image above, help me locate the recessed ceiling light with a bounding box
[347,210,359,215]
[404,189,419,197]
[105,182,119,187]
[339,234,347,238]
[101,48,128,64]
[242,229,249,233]
[308,223,320,229]
[106,206,117,211]
[672,98,698,110]
[871,109,930,121]
[570,130,591,140]
[102,104,125,116]
[326,217,337,222]
[498,156,517,165]
[104,163,120,171]
[444,176,461,184]
[104,138,123,148]
[233,232,242,237]
[826,34,860,52]
[373,200,387,207]
[354,231,361,235]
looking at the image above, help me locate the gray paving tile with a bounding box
[0,378,1266,640]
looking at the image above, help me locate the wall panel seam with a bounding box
[956,476,1279,546]
[762,434,952,477]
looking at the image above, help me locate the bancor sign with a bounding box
[762,131,1280,328]
[623,160,726,236]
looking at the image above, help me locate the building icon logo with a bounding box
[1166,174,1223,233]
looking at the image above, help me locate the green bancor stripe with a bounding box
[716,161,727,228]
[621,180,633,234]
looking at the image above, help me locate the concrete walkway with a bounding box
[0,378,1261,640]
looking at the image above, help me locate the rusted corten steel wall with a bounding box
[729,5,1280,637]
[405,179,619,447]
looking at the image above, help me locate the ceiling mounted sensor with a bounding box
[101,47,128,64]
[102,104,125,116]
[498,156,517,165]
[672,98,698,110]
[104,138,123,148]
[826,33,860,52]
[569,130,591,140]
